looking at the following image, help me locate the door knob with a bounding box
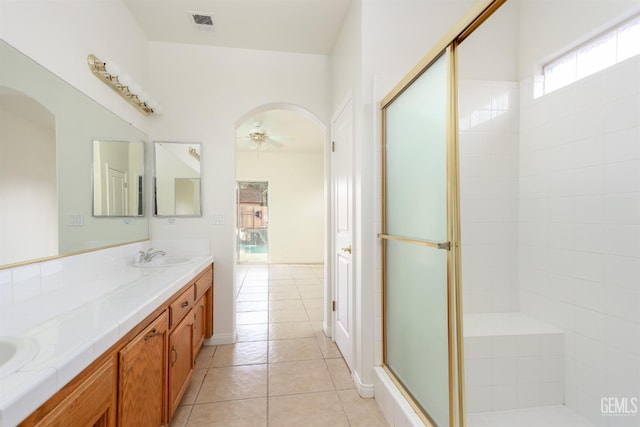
[341,245,352,254]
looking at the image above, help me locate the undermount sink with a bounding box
[134,256,193,268]
[0,336,39,379]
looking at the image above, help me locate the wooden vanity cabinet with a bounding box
[19,263,214,427]
[32,358,116,427]
[118,311,168,427]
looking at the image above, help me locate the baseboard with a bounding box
[323,320,331,338]
[353,370,375,398]
[206,332,236,345]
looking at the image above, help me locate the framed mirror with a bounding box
[154,141,202,217]
[92,140,145,217]
[0,39,149,268]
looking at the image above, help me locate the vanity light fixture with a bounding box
[87,54,160,116]
[189,146,201,161]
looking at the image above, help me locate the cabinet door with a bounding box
[168,311,195,419]
[193,295,206,356]
[33,358,116,427]
[118,311,168,427]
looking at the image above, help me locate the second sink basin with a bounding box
[0,336,39,379]
[134,256,192,268]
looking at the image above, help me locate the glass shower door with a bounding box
[382,50,453,426]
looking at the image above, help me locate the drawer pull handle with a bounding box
[181,301,190,308]
[144,328,160,340]
[171,346,178,366]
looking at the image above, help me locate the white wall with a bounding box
[237,151,324,264]
[146,41,331,343]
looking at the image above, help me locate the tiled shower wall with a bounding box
[518,56,640,425]
[459,79,520,313]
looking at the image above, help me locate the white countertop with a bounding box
[0,255,213,427]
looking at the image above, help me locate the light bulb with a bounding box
[105,61,121,76]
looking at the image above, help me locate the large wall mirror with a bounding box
[0,39,149,268]
[92,140,145,217]
[154,141,202,217]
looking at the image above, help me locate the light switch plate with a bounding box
[212,213,225,225]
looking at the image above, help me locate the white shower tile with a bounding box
[492,357,517,385]
[606,56,640,100]
[572,166,604,196]
[605,285,638,322]
[573,252,604,282]
[492,384,518,410]
[492,336,517,358]
[604,94,640,133]
[517,356,542,384]
[573,224,604,253]
[605,127,640,163]
[605,317,639,355]
[516,382,542,407]
[575,334,605,369]
[605,193,640,225]
[604,225,640,257]
[575,307,605,341]
[517,335,542,356]
[574,279,606,312]
[605,255,640,290]
[570,136,604,169]
[605,160,640,194]
[467,385,492,413]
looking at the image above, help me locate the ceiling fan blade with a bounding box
[267,138,284,148]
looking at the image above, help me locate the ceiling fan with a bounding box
[239,121,285,150]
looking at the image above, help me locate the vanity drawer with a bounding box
[194,267,213,302]
[170,285,195,329]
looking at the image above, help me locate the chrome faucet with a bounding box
[138,248,166,263]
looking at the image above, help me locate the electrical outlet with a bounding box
[68,212,84,226]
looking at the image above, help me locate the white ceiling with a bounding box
[122,0,341,153]
[122,0,351,55]
[235,109,325,153]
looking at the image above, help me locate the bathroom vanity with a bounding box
[0,256,213,427]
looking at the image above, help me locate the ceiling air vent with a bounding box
[189,11,214,33]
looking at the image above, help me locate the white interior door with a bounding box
[106,165,127,216]
[332,96,354,369]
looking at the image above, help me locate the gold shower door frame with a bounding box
[379,1,508,426]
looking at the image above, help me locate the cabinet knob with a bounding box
[181,301,190,308]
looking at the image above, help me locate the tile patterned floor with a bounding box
[170,264,389,427]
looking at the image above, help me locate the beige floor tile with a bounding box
[268,279,296,286]
[236,301,269,312]
[302,298,324,321]
[295,278,323,286]
[268,359,334,396]
[268,337,323,363]
[211,341,268,367]
[180,368,207,405]
[269,299,305,311]
[268,284,298,294]
[316,334,343,359]
[268,391,349,427]
[268,321,315,340]
[170,405,192,427]
[325,357,355,390]
[237,324,269,342]
[236,292,268,302]
[194,345,216,370]
[338,389,390,426]
[297,285,324,299]
[236,311,268,325]
[268,290,300,301]
[187,398,267,427]
[269,307,309,323]
[237,285,268,294]
[197,365,267,403]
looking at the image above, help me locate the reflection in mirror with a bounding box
[0,87,57,265]
[154,142,202,217]
[0,39,149,268]
[92,140,144,217]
